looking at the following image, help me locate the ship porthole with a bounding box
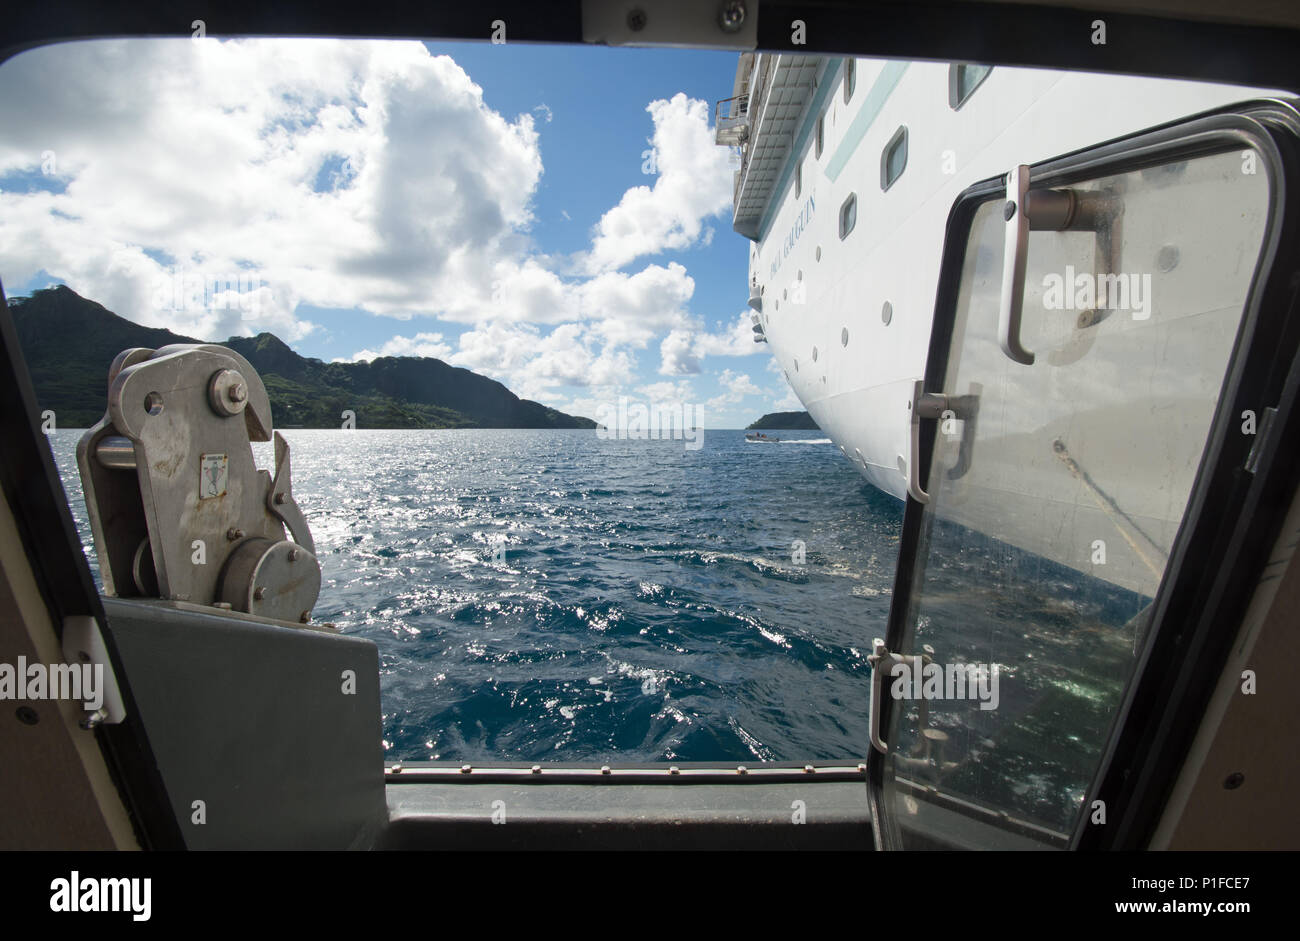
[841,327,849,347]
[882,301,893,325]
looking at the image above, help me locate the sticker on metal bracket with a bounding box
[199,453,229,498]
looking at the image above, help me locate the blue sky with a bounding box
[0,38,797,426]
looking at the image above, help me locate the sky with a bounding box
[0,37,803,427]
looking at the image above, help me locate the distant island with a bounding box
[9,285,595,429]
[746,410,819,430]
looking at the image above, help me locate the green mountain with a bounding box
[746,410,819,431]
[8,285,595,430]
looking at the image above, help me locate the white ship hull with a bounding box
[727,57,1276,503]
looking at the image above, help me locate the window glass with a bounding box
[839,193,857,239]
[882,125,908,190]
[885,147,1271,846]
[949,63,992,109]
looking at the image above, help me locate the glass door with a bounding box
[868,104,1300,850]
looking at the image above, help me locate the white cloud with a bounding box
[581,262,695,348]
[449,320,635,401]
[450,321,545,374]
[0,39,770,424]
[637,379,697,403]
[658,310,763,374]
[582,92,733,273]
[706,368,762,411]
[658,328,700,376]
[694,310,763,357]
[345,331,453,363]
[0,38,543,337]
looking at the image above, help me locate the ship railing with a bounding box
[714,93,750,145]
[728,53,777,213]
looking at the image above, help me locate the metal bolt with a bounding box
[274,492,287,505]
[718,0,746,32]
[1224,772,1245,790]
[669,765,679,775]
[226,528,244,541]
[857,763,867,773]
[212,601,232,610]
[626,8,646,31]
[79,708,108,730]
[600,765,611,775]
[804,764,815,774]
[391,762,403,774]
[460,764,472,774]
[253,586,266,601]
[208,370,247,417]
[531,765,542,775]
[15,706,38,725]
[737,765,748,775]
[288,548,299,562]
[1003,200,1017,221]
[299,611,311,624]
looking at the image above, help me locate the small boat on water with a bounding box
[745,432,780,442]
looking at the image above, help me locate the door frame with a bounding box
[870,100,1300,850]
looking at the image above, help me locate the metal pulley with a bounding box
[76,343,321,626]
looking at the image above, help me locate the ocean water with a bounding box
[50,428,902,764]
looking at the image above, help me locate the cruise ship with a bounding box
[717,55,1288,597]
[711,55,1300,847]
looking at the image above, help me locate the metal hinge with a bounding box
[60,615,127,729]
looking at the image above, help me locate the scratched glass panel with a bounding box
[886,147,1270,847]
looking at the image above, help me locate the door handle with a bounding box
[867,639,902,754]
[902,380,952,504]
[867,640,935,755]
[999,164,1035,365]
[944,384,982,481]
[999,166,1122,366]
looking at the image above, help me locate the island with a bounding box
[746,410,820,431]
[9,285,596,429]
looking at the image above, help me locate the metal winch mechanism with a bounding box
[76,344,321,626]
